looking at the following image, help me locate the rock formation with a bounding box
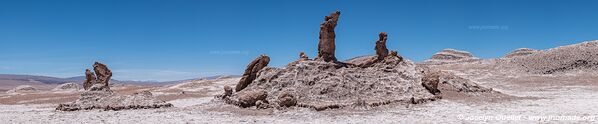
[219,11,497,111]
[317,11,340,62]
[83,62,112,91]
[223,85,233,97]
[236,55,270,92]
[375,32,389,60]
[299,52,309,61]
[93,62,112,90]
[277,92,297,107]
[499,40,598,74]
[421,70,441,95]
[352,32,398,68]
[57,61,172,111]
[83,69,96,90]
[237,90,268,108]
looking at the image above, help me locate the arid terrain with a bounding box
[1,40,597,123]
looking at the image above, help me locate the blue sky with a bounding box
[1,0,597,81]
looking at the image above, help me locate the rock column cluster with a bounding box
[83,62,112,91]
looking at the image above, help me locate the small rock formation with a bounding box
[353,32,399,68]
[277,92,297,107]
[422,48,480,65]
[93,62,112,91]
[317,11,341,62]
[237,90,268,108]
[83,69,96,90]
[375,32,389,60]
[6,85,37,94]
[299,52,309,61]
[223,85,233,97]
[505,48,538,58]
[57,62,172,111]
[83,62,112,91]
[52,83,81,92]
[236,55,270,92]
[421,70,441,95]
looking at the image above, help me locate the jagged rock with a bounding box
[317,11,341,62]
[277,92,297,107]
[6,85,37,94]
[351,32,395,68]
[389,50,398,57]
[236,55,270,92]
[93,62,112,91]
[375,32,389,60]
[83,62,112,91]
[83,69,96,90]
[255,100,271,109]
[223,85,233,97]
[238,90,268,107]
[505,48,539,58]
[52,83,81,92]
[299,52,309,61]
[421,70,441,95]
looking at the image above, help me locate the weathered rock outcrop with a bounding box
[299,52,309,61]
[317,11,340,62]
[236,55,270,92]
[52,83,81,92]
[83,69,96,90]
[237,90,268,108]
[219,11,497,111]
[352,32,400,68]
[505,48,539,58]
[277,92,297,107]
[375,32,389,60]
[57,62,172,111]
[83,62,112,91]
[93,62,112,90]
[421,70,441,95]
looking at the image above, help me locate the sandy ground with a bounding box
[1,71,597,124]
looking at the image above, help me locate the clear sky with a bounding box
[1,0,597,81]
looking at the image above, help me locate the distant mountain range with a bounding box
[0,74,240,88]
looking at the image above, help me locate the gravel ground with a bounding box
[1,76,596,124]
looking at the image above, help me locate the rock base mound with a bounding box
[221,55,494,110]
[6,85,37,94]
[56,91,172,111]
